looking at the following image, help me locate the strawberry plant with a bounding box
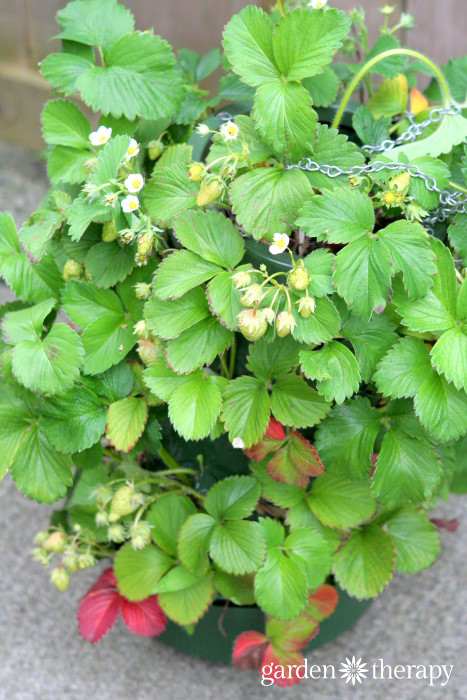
[1,0,466,685]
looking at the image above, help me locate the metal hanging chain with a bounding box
[361,103,462,154]
[216,109,466,228]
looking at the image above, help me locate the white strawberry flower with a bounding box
[308,0,328,8]
[121,195,139,213]
[196,123,210,136]
[124,173,144,193]
[220,120,239,141]
[232,437,245,449]
[269,233,290,255]
[125,138,140,160]
[89,126,112,146]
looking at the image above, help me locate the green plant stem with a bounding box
[331,49,452,130]
[228,337,236,378]
[219,354,230,378]
[276,0,284,17]
[158,446,182,470]
[449,181,467,195]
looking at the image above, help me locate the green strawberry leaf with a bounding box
[106,397,148,452]
[173,210,244,269]
[168,374,223,440]
[178,513,216,575]
[300,123,365,190]
[247,336,300,382]
[332,524,395,599]
[156,567,214,625]
[206,271,243,331]
[302,249,334,298]
[19,209,64,261]
[143,358,197,403]
[296,188,375,244]
[85,242,135,288]
[222,6,277,87]
[314,397,380,480]
[41,98,91,148]
[255,540,307,619]
[385,507,440,573]
[222,376,270,448]
[209,520,266,575]
[284,527,333,590]
[300,341,361,405]
[144,287,210,340]
[341,312,398,382]
[414,371,467,443]
[114,543,173,601]
[82,313,135,375]
[303,67,339,107]
[448,213,467,260]
[165,316,233,374]
[270,374,330,429]
[144,163,199,226]
[205,475,260,520]
[307,473,375,528]
[373,337,432,399]
[153,250,221,301]
[55,0,135,51]
[430,327,467,392]
[291,297,341,345]
[61,280,124,329]
[146,494,196,557]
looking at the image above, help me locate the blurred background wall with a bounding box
[0,0,465,150]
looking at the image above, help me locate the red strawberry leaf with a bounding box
[266,612,319,653]
[307,584,339,622]
[120,595,167,637]
[267,431,324,487]
[430,517,459,533]
[244,417,285,461]
[78,568,120,643]
[232,630,269,670]
[261,645,304,686]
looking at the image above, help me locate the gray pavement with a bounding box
[0,142,466,699]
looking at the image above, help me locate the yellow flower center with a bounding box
[132,179,140,188]
[129,201,137,209]
[383,192,395,204]
[277,238,286,249]
[227,127,237,136]
[128,147,136,155]
[99,134,107,142]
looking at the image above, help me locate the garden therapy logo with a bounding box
[260,657,454,687]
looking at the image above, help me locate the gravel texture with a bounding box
[0,142,466,700]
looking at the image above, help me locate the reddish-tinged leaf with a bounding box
[261,645,304,687]
[244,417,285,461]
[266,612,319,653]
[232,630,268,670]
[267,432,324,487]
[306,584,339,622]
[78,568,120,643]
[430,518,459,533]
[120,595,167,637]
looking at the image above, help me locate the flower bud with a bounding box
[102,220,119,242]
[43,531,66,553]
[94,484,113,509]
[109,485,144,522]
[50,567,70,592]
[240,284,263,307]
[137,338,163,365]
[133,320,150,340]
[288,266,310,291]
[148,139,164,160]
[63,259,83,281]
[134,282,152,300]
[95,511,109,527]
[237,309,268,342]
[107,523,127,543]
[187,163,205,182]
[232,270,252,289]
[129,521,152,550]
[275,311,296,337]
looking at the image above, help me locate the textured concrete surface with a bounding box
[1,142,466,699]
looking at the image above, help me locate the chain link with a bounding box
[217,108,466,230]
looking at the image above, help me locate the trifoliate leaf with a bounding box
[303,67,339,107]
[333,236,392,319]
[302,249,334,298]
[414,372,467,443]
[178,513,215,575]
[372,428,442,507]
[300,341,361,405]
[146,494,196,557]
[385,507,440,574]
[55,0,135,51]
[168,374,223,440]
[39,385,106,453]
[12,324,84,396]
[407,156,450,210]
[144,287,210,340]
[153,250,221,301]
[378,221,436,300]
[143,358,197,403]
[61,280,123,328]
[373,337,432,399]
[209,520,265,575]
[230,166,312,240]
[106,397,147,452]
[144,163,199,226]
[307,473,375,528]
[40,52,93,97]
[82,313,135,375]
[314,397,380,480]
[114,543,173,601]
[222,6,277,87]
[291,297,341,345]
[284,527,333,590]
[174,209,244,269]
[41,99,91,148]
[247,336,300,382]
[253,81,317,162]
[296,188,375,244]
[205,475,260,521]
[255,546,307,620]
[165,316,233,374]
[332,525,395,599]
[271,374,330,429]
[222,376,270,448]
[271,8,350,81]
[206,271,243,331]
[156,567,214,625]
[341,312,398,382]
[431,327,467,392]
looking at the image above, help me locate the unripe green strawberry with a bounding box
[137,233,154,258]
[137,338,163,365]
[237,309,268,342]
[62,259,83,281]
[187,163,205,182]
[78,553,96,569]
[50,567,70,592]
[107,523,127,543]
[275,311,296,338]
[197,178,224,207]
[62,551,79,573]
[34,530,49,546]
[31,547,49,567]
[129,521,152,550]
[288,266,310,291]
[102,220,118,243]
[108,485,144,522]
[297,295,316,318]
[148,139,164,160]
[43,531,66,553]
[95,510,109,527]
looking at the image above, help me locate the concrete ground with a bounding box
[0,142,466,699]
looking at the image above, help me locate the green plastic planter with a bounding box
[158,589,371,664]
